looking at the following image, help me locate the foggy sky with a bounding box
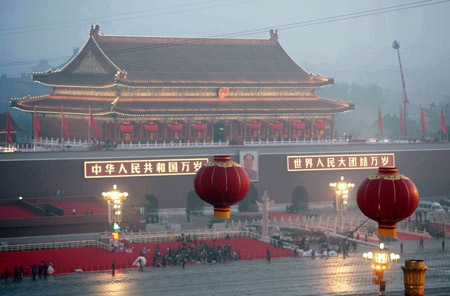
[1,0,449,94]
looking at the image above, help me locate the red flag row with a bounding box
[420,106,427,135]
[6,111,12,142]
[441,106,447,135]
[378,106,447,136]
[32,108,99,142]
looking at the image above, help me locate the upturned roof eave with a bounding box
[27,78,334,89]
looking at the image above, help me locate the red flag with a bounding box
[6,111,12,142]
[399,107,404,136]
[420,106,426,135]
[442,107,447,135]
[89,109,100,139]
[62,111,70,140]
[34,110,40,142]
[378,106,383,135]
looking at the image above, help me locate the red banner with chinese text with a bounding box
[84,158,209,178]
[287,153,395,171]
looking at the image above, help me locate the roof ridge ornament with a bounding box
[269,29,278,42]
[115,71,127,82]
[90,24,100,38]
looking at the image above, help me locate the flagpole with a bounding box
[34,109,37,151]
[61,106,64,150]
[4,109,7,148]
[393,41,409,138]
[88,105,91,143]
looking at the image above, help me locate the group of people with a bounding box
[3,261,53,282]
[151,240,240,268]
[111,238,135,253]
[2,267,23,282]
[110,237,241,276]
[289,234,359,259]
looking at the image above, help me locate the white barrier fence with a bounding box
[0,240,111,253]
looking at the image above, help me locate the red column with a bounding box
[229,120,233,143]
[138,122,142,141]
[163,121,167,141]
[113,121,117,142]
[243,120,246,141]
[284,120,288,139]
[265,120,269,140]
[211,120,215,142]
[187,120,191,142]
[331,116,335,138]
[287,119,291,139]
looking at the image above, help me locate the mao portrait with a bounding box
[239,150,259,182]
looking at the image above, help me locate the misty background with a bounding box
[1,0,449,139]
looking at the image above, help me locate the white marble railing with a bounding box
[14,136,229,151]
[17,136,97,149]
[116,139,229,149]
[244,137,348,146]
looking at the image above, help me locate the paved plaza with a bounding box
[1,236,449,296]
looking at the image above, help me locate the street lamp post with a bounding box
[102,184,128,234]
[329,176,355,233]
[363,243,400,296]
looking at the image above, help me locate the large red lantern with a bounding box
[248,122,261,130]
[356,167,419,237]
[144,123,158,132]
[170,123,183,132]
[120,123,134,133]
[194,156,250,219]
[193,123,207,131]
[271,122,283,131]
[292,121,306,130]
[315,120,327,130]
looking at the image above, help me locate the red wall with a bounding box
[1,149,449,209]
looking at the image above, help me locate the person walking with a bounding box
[419,238,424,249]
[266,248,271,263]
[13,267,19,282]
[112,260,116,276]
[43,262,48,278]
[38,262,44,278]
[186,209,191,223]
[400,241,403,254]
[3,268,8,283]
[31,265,37,280]
[442,240,445,252]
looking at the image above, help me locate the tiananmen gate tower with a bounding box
[11,25,354,144]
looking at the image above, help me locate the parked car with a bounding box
[416,201,445,213]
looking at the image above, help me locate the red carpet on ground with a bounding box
[0,237,295,276]
[0,205,42,220]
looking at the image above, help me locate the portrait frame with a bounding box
[239,150,259,182]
